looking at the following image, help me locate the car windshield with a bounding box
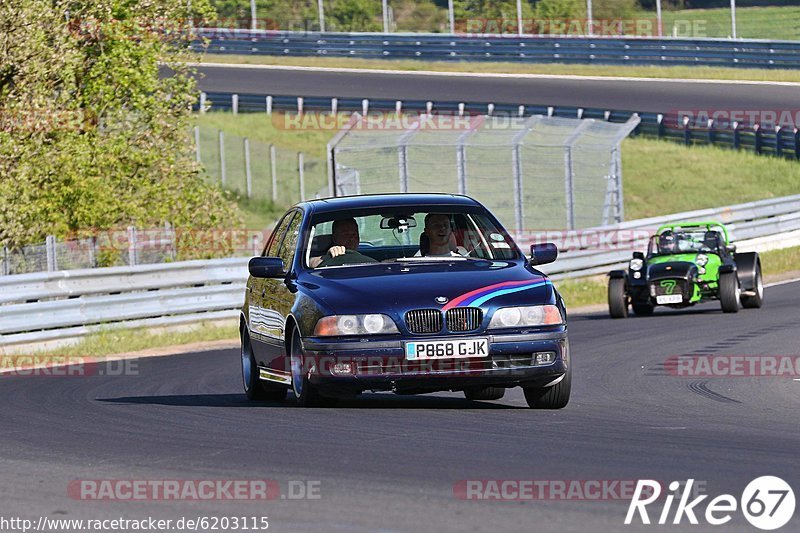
[648,229,723,256]
[306,208,519,268]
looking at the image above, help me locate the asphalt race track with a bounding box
[195,64,800,113]
[1,282,797,532]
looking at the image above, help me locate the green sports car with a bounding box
[607,221,764,318]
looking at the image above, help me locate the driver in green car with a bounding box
[311,218,377,267]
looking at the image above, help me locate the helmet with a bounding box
[703,230,719,251]
[659,230,676,253]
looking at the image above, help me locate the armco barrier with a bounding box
[1,195,799,348]
[193,30,800,70]
[198,92,800,161]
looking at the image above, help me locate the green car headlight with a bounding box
[629,258,644,271]
[696,254,709,267]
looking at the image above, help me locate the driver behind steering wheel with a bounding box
[310,218,377,267]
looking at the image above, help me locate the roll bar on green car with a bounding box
[654,221,731,244]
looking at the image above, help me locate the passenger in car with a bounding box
[420,214,468,257]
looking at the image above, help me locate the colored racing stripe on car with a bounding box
[442,278,550,311]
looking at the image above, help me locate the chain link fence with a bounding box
[331,113,639,234]
[194,125,328,204]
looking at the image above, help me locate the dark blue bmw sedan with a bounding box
[241,193,569,408]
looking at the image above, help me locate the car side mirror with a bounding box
[249,256,286,278]
[529,243,558,266]
[632,251,645,260]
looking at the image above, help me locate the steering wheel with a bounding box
[318,249,372,267]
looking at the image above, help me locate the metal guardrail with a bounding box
[199,92,800,161]
[194,30,800,70]
[1,194,799,349]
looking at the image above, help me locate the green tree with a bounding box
[0,0,239,257]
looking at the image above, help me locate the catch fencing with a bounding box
[194,125,329,203]
[329,113,640,230]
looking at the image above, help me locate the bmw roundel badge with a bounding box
[435,296,448,304]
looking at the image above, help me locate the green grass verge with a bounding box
[620,137,800,220]
[660,6,800,41]
[760,245,800,278]
[198,54,800,83]
[40,321,238,358]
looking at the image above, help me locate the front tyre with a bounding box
[740,263,764,309]
[241,330,287,401]
[608,278,629,318]
[290,329,331,407]
[719,271,740,313]
[523,366,571,409]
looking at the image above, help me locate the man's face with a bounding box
[425,215,452,246]
[333,220,359,250]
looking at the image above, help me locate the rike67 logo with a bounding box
[625,477,795,530]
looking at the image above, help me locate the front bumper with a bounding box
[301,328,569,395]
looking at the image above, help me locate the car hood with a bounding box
[298,260,556,315]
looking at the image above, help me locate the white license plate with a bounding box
[656,294,683,304]
[405,338,488,360]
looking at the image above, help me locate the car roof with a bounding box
[297,193,482,216]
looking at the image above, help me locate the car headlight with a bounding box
[629,258,644,271]
[695,254,708,267]
[314,314,399,336]
[488,305,563,329]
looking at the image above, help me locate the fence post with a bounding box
[218,130,227,186]
[88,236,97,268]
[194,126,201,164]
[362,99,369,115]
[733,121,741,150]
[398,145,409,193]
[657,113,664,138]
[244,137,253,198]
[298,152,306,201]
[2,245,9,276]
[512,145,525,238]
[707,118,715,145]
[199,92,207,113]
[46,235,57,272]
[562,146,575,230]
[166,222,177,261]
[683,115,691,145]
[266,95,273,115]
[297,97,304,114]
[128,226,137,266]
[775,126,783,157]
[270,144,277,202]
[331,97,338,114]
[456,142,467,196]
[754,124,762,154]
[232,94,239,115]
[794,128,800,160]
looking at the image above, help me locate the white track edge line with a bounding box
[190,61,800,87]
